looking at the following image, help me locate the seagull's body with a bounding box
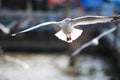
[12,15,120,43]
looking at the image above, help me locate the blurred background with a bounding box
[0,0,120,80]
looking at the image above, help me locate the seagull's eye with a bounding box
[65,18,71,22]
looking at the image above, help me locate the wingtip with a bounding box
[11,34,16,36]
[71,52,78,56]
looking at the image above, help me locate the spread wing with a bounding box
[12,21,59,36]
[71,15,120,27]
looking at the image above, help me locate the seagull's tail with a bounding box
[71,28,83,41]
[55,30,67,42]
[55,30,73,43]
[55,28,83,43]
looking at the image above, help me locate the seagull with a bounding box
[71,26,117,56]
[0,23,10,34]
[0,21,18,34]
[11,15,120,43]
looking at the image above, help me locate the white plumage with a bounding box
[0,23,10,34]
[12,15,120,43]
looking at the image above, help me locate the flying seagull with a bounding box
[71,26,117,56]
[12,15,120,43]
[0,23,10,34]
[0,21,18,34]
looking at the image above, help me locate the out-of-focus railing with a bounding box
[0,11,71,52]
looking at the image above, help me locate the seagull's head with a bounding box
[64,18,72,23]
[60,18,72,28]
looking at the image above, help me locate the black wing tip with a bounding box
[111,15,120,21]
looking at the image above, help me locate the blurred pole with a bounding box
[64,0,75,68]
[0,0,2,9]
[8,20,18,30]
[0,46,3,53]
[64,0,71,18]
[26,0,32,13]
[111,0,117,15]
[18,16,32,29]
[114,23,119,49]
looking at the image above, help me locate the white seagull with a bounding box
[0,23,10,34]
[71,26,117,56]
[12,15,120,43]
[0,21,18,34]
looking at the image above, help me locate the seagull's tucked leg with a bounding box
[66,34,71,41]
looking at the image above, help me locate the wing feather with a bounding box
[12,21,59,36]
[71,15,120,27]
